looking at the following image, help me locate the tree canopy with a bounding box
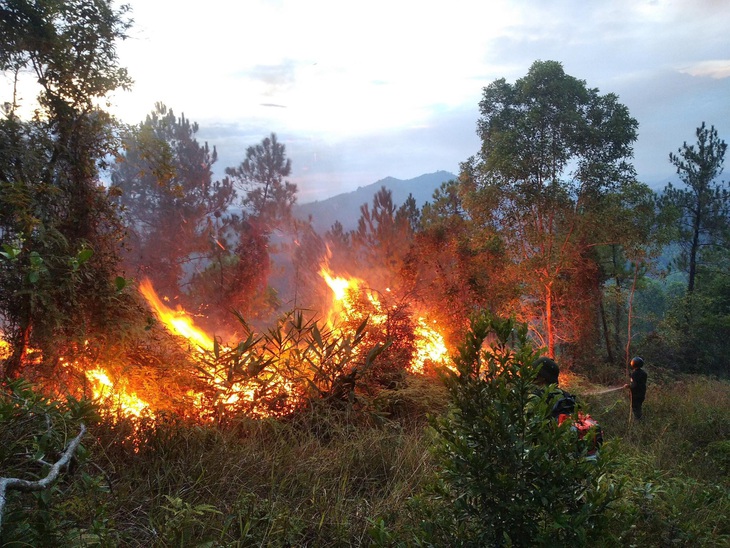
[663,122,727,293]
[466,60,641,358]
[0,0,133,378]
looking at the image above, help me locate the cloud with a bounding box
[109,0,730,201]
[678,60,730,79]
[245,61,297,87]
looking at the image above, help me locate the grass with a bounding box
[101,417,433,546]
[68,376,447,547]
[1,368,728,546]
[585,372,730,547]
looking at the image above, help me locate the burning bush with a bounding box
[1,257,452,426]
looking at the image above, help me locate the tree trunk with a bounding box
[599,299,614,364]
[612,246,623,361]
[625,262,640,365]
[3,322,31,379]
[688,207,701,293]
[545,284,555,358]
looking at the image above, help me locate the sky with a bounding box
[108,0,730,203]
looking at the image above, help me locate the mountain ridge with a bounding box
[294,170,456,233]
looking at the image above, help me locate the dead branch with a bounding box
[0,423,87,535]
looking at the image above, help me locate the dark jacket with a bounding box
[536,386,576,421]
[629,368,648,401]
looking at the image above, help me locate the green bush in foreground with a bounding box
[0,379,108,546]
[427,312,620,547]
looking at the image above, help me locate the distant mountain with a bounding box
[293,170,456,234]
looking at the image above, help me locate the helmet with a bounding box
[534,356,560,385]
[630,356,644,369]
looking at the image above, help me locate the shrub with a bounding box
[428,311,620,546]
[0,379,111,546]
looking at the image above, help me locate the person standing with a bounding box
[625,356,648,420]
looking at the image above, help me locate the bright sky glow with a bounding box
[111,0,519,135]
[12,0,730,202]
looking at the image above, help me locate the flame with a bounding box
[320,267,366,324]
[1,262,453,425]
[0,338,10,361]
[319,265,450,374]
[412,317,449,374]
[139,278,214,352]
[138,278,274,417]
[85,367,152,418]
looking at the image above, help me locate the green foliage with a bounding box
[638,280,730,374]
[156,495,222,547]
[0,0,134,378]
[0,379,113,546]
[0,0,132,107]
[662,122,728,294]
[3,370,730,546]
[429,312,619,546]
[194,309,389,420]
[593,375,730,546]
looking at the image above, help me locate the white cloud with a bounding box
[678,60,730,79]
[104,0,730,199]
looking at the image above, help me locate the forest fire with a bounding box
[1,267,452,423]
[139,278,214,353]
[319,265,450,374]
[117,267,451,420]
[85,368,152,418]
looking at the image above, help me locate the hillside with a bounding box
[293,170,456,234]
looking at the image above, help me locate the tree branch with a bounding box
[0,423,87,534]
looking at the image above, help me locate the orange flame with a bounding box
[412,317,449,374]
[85,367,152,418]
[138,278,270,416]
[139,278,214,352]
[0,338,10,361]
[319,265,450,373]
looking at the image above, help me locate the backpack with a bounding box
[551,391,604,460]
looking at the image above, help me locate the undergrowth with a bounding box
[2,367,729,546]
[587,374,730,547]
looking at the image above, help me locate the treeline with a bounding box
[1,0,728,385]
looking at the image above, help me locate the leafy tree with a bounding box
[225,132,296,232]
[662,122,728,294]
[110,103,235,300]
[0,0,133,377]
[429,311,618,546]
[415,179,510,342]
[350,186,416,291]
[592,181,663,365]
[466,60,639,358]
